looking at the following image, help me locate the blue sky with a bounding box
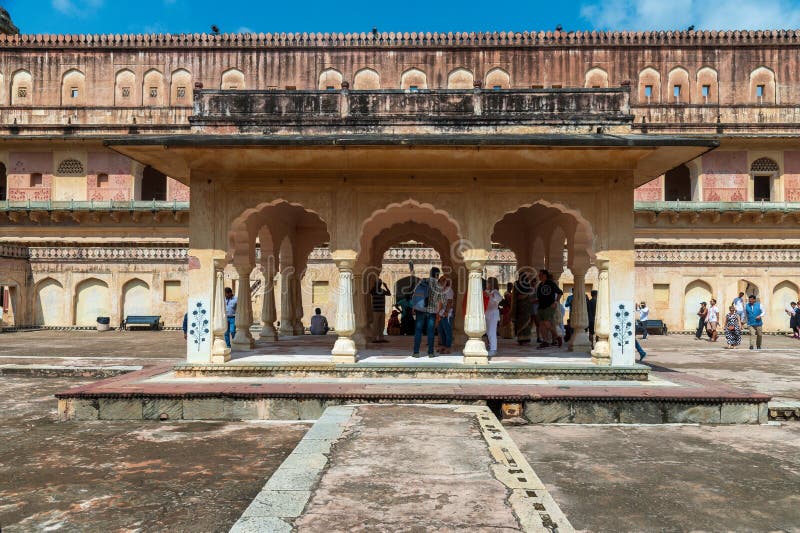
[3,0,800,34]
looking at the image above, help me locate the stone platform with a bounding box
[55,359,770,424]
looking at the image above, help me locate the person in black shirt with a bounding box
[587,290,598,349]
[369,279,391,343]
[535,269,563,349]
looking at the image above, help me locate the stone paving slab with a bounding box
[233,404,573,532]
[0,376,309,532]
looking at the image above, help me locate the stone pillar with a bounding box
[331,250,357,363]
[278,266,295,336]
[232,264,255,349]
[352,270,367,349]
[591,259,611,365]
[211,267,231,363]
[463,249,489,365]
[292,273,304,335]
[568,268,590,352]
[259,263,278,341]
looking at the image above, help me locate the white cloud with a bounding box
[580,0,800,30]
[237,26,254,33]
[51,0,104,16]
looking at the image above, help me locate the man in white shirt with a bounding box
[732,292,746,324]
[706,298,719,342]
[636,301,650,339]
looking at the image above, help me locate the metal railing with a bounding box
[635,201,800,212]
[0,199,190,211]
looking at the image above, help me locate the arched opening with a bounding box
[664,165,692,201]
[584,67,609,88]
[228,201,330,348]
[684,280,713,330]
[221,68,245,90]
[357,201,462,349]
[142,69,165,106]
[485,67,510,89]
[0,162,6,201]
[10,69,32,105]
[667,67,690,104]
[74,278,111,326]
[318,68,343,90]
[121,279,151,322]
[491,201,595,351]
[738,279,760,300]
[400,68,427,90]
[696,67,718,104]
[114,69,136,106]
[61,69,86,106]
[353,68,380,90]
[447,68,474,89]
[750,157,779,202]
[170,68,192,106]
[750,66,776,104]
[770,281,799,331]
[638,67,661,103]
[141,166,167,201]
[34,278,64,326]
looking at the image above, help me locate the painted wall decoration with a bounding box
[611,300,635,365]
[187,298,211,354]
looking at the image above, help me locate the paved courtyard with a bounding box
[0,330,798,531]
[0,377,308,532]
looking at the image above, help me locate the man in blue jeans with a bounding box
[224,287,237,348]
[744,294,764,350]
[412,267,444,358]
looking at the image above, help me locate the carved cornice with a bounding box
[302,246,517,264]
[636,247,800,264]
[27,246,188,263]
[0,244,30,259]
[2,29,799,49]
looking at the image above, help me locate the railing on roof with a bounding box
[635,201,800,212]
[0,200,190,211]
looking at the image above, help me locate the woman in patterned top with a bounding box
[724,305,742,349]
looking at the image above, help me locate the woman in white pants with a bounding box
[485,277,503,357]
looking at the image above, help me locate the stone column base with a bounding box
[259,325,278,342]
[331,338,357,364]
[463,338,489,365]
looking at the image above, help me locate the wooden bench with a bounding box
[636,319,668,335]
[123,315,162,330]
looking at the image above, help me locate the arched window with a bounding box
[56,159,84,176]
[667,67,690,104]
[221,68,245,90]
[114,69,136,106]
[446,68,474,89]
[142,69,165,106]
[400,68,427,91]
[664,165,692,201]
[318,68,343,90]
[750,67,776,104]
[140,166,167,201]
[61,69,86,106]
[696,67,718,104]
[584,67,609,88]
[10,69,32,105]
[353,68,380,90]
[0,162,6,201]
[485,68,510,89]
[638,67,661,103]
[750,157,779,202]
[170,69,192,106]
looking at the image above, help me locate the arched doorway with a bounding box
[74,278,111,326]
[141,166,167,201]
[492,201,595,351]
[738,279,760,300]
[770,281,799,331]
[121,279,151,321]
[664,165,691,201]
[684,280,713,330]
[357,200,462,349]
[34,278,64,326]
[228,200,330,348]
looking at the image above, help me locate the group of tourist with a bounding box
[694,292,767,350]
[378,267,581,358]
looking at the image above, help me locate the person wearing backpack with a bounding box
[412,267,444,357]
